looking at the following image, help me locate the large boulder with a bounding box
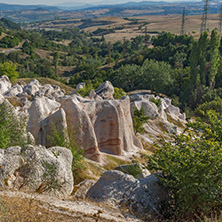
[131,98,159,120]
[95,81,114,99]
[27,97,61,140]
[59,96,101,162]
[86,170,168,215]
[4,83,23,97]
[23,79,42,96]
[39,108,67,147]
[0,145,74,197]
[0,75,11,95]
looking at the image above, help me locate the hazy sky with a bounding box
[0,0,184,6]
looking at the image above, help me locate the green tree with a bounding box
[0,62,18,81]
[132,107,149,134]
[189,41,199,88]
[198,31,209,86]
[209,29,220,89]
[142,59,173,94]
[52,51,59,77]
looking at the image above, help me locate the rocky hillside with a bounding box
[0,76,187,220]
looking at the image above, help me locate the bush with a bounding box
[195,97,222,117]
[132,107,149,135]
[0,101,28,149]
[150,97,161,107]
[147,110,222,220]
[113,87,126,99]
[48,124,84,179]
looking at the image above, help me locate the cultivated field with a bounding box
[25,14,222,43]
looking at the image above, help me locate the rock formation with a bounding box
[0,77,186,162]
[0,145,74,197]
[86,170,168,215]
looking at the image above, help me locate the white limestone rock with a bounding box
[86,170,168,215]
[0,145,74,197]
[0,75,11,95]
[95,81,114,99]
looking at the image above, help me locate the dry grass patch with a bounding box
[103,155,131,170]
[0,195,79,222]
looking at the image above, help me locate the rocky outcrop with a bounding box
[27,97,61,140]
[130,92,186,143]
[0,78,186,162]
[95,81,114,99]
[86,170,168,215]
[0,145,74,197]
[0,75,11,95]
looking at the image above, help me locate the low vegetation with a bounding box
[147,110,222,220]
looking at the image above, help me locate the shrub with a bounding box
[48,124,84,180]
[113,87,126,99]
[147,110,222,220]
[132,107,149,135]
[150,97,161,107]
[195,97,222,117]
[0,101,28,149]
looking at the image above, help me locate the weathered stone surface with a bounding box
[165,104,180,118]
[39,108,67,147]
[95,81,114,99]
[59,96,101,162]
[4,84,23,97]
[0,75,11,95]
[27,97,60,140]
[73,179,96,200]
[0,145,74,197]
[86,170,167,214]
[131,98,159,120]
[71,82,85,94]
[23,79,42,96]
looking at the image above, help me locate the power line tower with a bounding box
[200,0,210,33]
[181,7,186,35]
[123,37,126,58]
[144,26,148,48]
[219,3,222,32]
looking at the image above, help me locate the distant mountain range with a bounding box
[0,1,203,12]
[0,3,60,11]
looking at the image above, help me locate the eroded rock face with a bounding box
[4,84,23,97]
[0,75,11,95]
[27,97,61,140]
[86,170,168,215]
[23,79,42,96]
[0,145,74,197]
[95,81,114,99]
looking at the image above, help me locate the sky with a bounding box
[0,0,190,6]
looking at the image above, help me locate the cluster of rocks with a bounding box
[0,145,73,197]
[0,76,143,162]
[130,91,186,143]
[86,170,168,216]
[0,76,186,213]
[0,76,186,161]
